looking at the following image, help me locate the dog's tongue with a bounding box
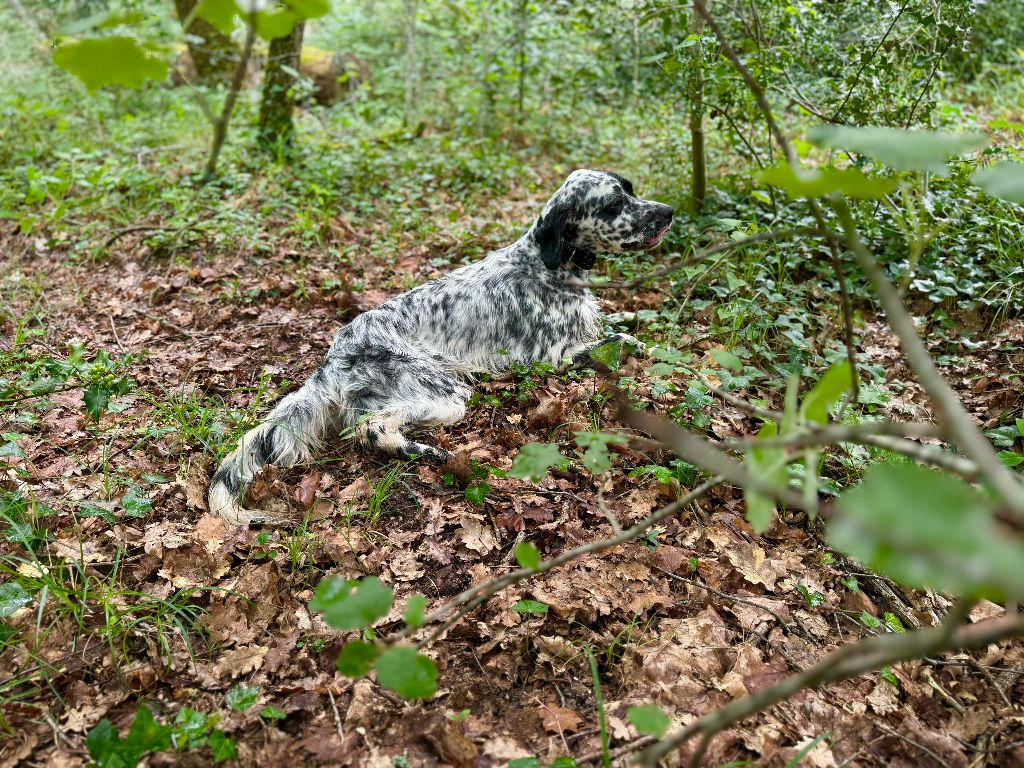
[646,225,671,246]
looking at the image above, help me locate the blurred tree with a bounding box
[258,20,306,151]
[173,0,237,83]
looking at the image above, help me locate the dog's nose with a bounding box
[658,203,674,221]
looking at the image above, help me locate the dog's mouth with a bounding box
[644,224,672,248]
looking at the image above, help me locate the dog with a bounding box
[208,169,674,524]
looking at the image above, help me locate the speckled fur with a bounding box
[208,170,674,524]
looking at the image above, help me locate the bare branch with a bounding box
[831,198,1024,518]
[621,404,808,509]
[389,476,725,646]
[640,611,1024,765]
[574,228,827,290]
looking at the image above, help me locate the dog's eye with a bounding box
[603,199,624,216]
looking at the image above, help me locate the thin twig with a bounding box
[831,198,1024,519]
[639,612,1024,765]
[574,228,827,290]
[201,10,258,183]
[830,1,911,122]
[654,566,798,636]
[391,476,725,646]
[622,404,808,510]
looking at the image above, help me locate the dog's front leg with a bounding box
[565,333,647,369]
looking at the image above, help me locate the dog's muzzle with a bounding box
[643,203,675,248]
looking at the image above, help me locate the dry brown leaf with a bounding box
[293,470,321,510]
[213,644,268,679]
[538,703,582,733]
[458,513,497,556]
[866,679,900,715]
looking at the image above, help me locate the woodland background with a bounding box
[1,0,1024,766]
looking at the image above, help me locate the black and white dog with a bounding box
[209,170,674,524]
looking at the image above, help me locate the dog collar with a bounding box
[569,248,597,270]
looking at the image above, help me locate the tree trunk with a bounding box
[258,21,306,152]
[402,0,419,126]
[688,0,708,216]
[173,0,237,83]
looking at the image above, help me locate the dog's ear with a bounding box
[534,195,575,270]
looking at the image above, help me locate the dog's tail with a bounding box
[208,377,337,525]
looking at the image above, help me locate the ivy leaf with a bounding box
[709,348,743,371]
[807,125,989,176]
[514,541,542,570]
[464,483,489,505]
[403,594,428,628]
[225,684,260,712]
[172,707,211,749]
[971,162,1024,204]
[508,759,542,768]
[208,730,237,762]
[511,600,549,614]
[0,582,32,618]
[745,422,786,533]
[83,381,110,422]
[589,340,623,370]
[759,163,897,199]
[120,486,153,518]
[54,37,169,92]
[626,704,671,738]
[508,443,568,482]
[800,361,854,425]
[335,640,379,677]
[374,646,438,700]
[310,575,394,630]
[259,706,287,720]
[574,431,627,474]
[829,463,1024,601]
[859,611,882,629]
[998,451,1024,468]
[87,706,172,768]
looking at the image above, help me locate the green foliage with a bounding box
[574,431,627,474]
[225,684,261,712]
[374,645,438,699]
[86,706,171,768]
[759,164,897,200]
[309,577,438,700]
[310,575,394,630]
[0,581,32,617]
[514,541,541,571]
[829,463,1024,601]
[53,37,168,93]
[511,600,548,614]
[800,362,855,425]
[744,422,784,533]
[807,126,989,175]
[335,640,380,676]
[508,443,568,483]
[971,162,1024,204]
[403,594,428,628]
[626,704,670,738]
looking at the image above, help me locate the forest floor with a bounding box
[2,166,1024,768]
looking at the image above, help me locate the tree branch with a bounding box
[571,228,829,290]
[640,612,1024,766]
[201,10,258,183]
[831,198,1024,518]
[389,476,725,646]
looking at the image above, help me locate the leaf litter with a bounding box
[1,184,1023,767]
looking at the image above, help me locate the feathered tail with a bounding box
[208,377,338,525]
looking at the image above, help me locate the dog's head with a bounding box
[532,169,674,270]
